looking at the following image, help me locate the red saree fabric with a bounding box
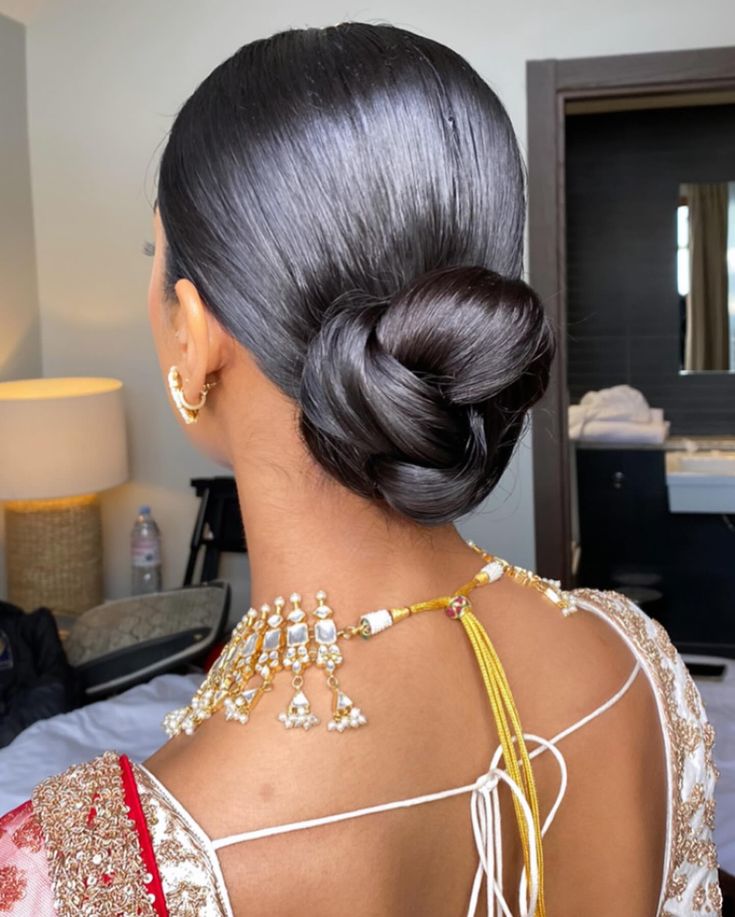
[0,802,54,915]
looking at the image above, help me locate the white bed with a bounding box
[0,672,203,813]
[1,665,733,873]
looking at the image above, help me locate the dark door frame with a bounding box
[527,45,735,585]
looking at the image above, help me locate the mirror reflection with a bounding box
[678,181,735,372]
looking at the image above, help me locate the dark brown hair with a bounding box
[158,23,554,524]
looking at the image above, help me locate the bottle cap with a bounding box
[138,504,151,515]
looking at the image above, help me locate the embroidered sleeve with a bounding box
[573,589,723,916]
[31,752,167,917]
[134,765,230,916]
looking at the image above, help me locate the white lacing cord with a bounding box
[466,735,567,917]
[468,767,537,917]
[465,662,641,917]
[210,780,479,850]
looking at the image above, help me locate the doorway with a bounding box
[526,46,735,585]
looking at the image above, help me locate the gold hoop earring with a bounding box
[167,366,217,424]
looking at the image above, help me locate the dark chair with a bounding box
[183,477,247,586]
[65,581,231,700]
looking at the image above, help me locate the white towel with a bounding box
[568,404,586,440]
[569,385,668,443]
[569,388,668,443]
[579,385,652,424]
[573,418,670,444]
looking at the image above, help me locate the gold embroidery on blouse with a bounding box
[703,723,720,780]
[134,765,229,916]
[32,752,156,917]
[680,784,705,818]
[709,882,724,911]
[668,874,687,900]
[166,881,214,915]
[157,837,207,869]
[685,677,704,719]
[572,589,721,915]
[653,620,679,661]
[704,799,716,832]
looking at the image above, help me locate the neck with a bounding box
[214,367,485,617]
[231,455,481,617]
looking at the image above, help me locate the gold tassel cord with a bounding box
[403,567,546,914]
[457,606,546,917]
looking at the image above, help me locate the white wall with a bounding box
[22,0,735,609]
[0,1,47,25]
[0,11,40,596]
[0,12,39,383]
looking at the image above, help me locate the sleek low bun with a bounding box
[300,267,554,524]
[158,23,552,524]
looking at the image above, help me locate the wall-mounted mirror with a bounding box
[678,181,735,372]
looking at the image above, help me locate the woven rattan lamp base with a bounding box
[5,494,103,614]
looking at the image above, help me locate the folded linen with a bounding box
[568,404,586,440]
[572,418,670,444]
[569,384,668,443]
[579,385,652,424]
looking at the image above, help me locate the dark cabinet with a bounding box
[576,446,735,650]
[577,448,668,591]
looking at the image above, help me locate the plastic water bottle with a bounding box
[131,505,162,595]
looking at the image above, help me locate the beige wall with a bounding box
[21,0,735,608]
[0,11,40,598]
[0,12,39,383]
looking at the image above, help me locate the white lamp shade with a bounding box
[0,377,129,500]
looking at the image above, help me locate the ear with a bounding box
[173,279,231,403]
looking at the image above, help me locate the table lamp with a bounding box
[0,377,128,614]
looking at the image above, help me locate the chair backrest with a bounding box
[65,581,231,699]
[183,477,247,586]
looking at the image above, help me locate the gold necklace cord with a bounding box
[345,564,497,638]
[393,573,491,618]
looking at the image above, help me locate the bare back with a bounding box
[146,569,668,916]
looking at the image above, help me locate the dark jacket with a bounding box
[0,601,79,747]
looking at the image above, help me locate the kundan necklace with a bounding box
[163,541,575,917]
[163,542,574,739]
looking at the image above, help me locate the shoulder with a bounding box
[569,586,717,773]
[31,751,137,834]
[28,753,169,916]
[20,752,228,916]
[571,586,715,745]
[570,587,722,915]
[488,578,721,914]
[473,575,651,736]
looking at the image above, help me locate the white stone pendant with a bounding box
[278,688,319,730]
[327,690,367,733]
[224,687,259,725]
[163,706,191,737]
